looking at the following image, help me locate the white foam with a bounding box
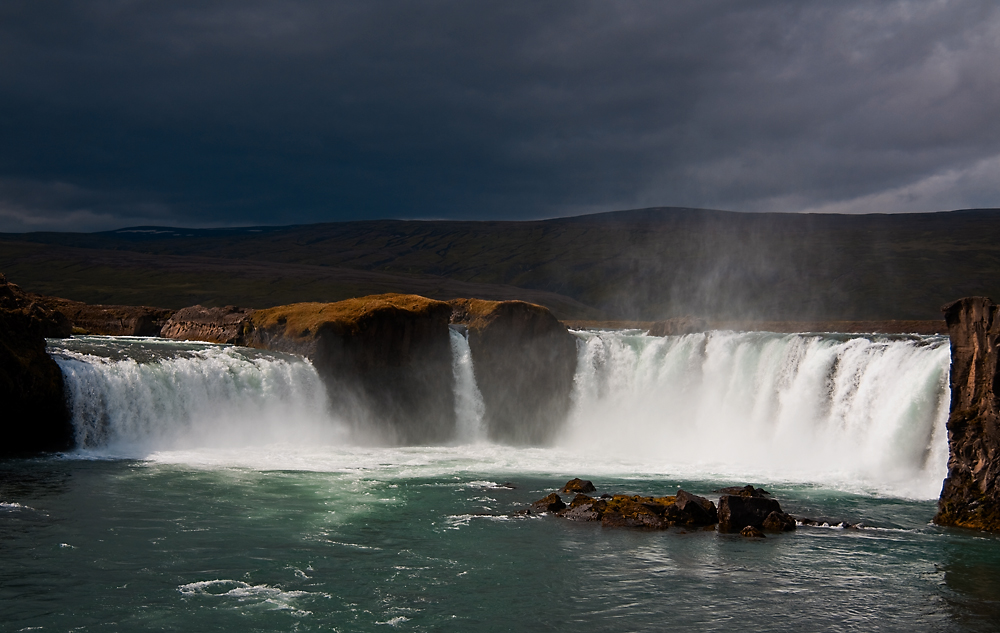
[178,579,327,615]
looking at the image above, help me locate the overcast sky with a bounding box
[2,0,999,231]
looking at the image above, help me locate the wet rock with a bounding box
[717,495,784,532]
[673,490,718,526]
[530,493,567,514]
[797,517,860,529]
[561,478,597,494]
[160,305,253,343]
[449,299,577,445]
[562,495,607,522]
[740,525,766,538]
[714,485,771,498]
[762,510,797,532]
[600,494,676,529]
[934,297,1000,533]
[0,274,73,456]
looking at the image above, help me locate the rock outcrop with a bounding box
[561,478,596,494]
[529,482,718,530]
[449,299,578,444]
[0,274,73,456]
[717,494,794,533]
[935,297,1000,532]
[245,295,455,444]
[160,305,254,344]
[30,295,174,337]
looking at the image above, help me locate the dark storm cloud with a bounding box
[1,0,999,230]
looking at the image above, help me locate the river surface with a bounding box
[1,333,998,631]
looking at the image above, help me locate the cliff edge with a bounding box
[935,297,1000,532]
[0,274,73,456]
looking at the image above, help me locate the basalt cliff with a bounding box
[935,297,1000,532]
[0,274,73,456]
[159,295,579,445]
[449,299,577,444]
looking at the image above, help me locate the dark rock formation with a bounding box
[0,274,73,456]
[762,510,797,532]
[530,493,567,514]
[717,495,787,532]
[740,526,766,538]
[600,494,675,529]
[246,295,455,444]
[160,305,254,344]
[674,490,719,525]
[531,487,717,529]
[561,478,596,494]
[30,295,173,337]
[935,297,1000,532]
[714,485,770,497]
[449,299,578,444]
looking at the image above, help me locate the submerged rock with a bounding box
[934,297,1000,533]
[449,299,577,445]
[0,274,73,455]
[561,478,597,494]
[740,525,766,538]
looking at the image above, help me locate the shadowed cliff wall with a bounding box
[936,297,1000,532]
[0,274,73,456]
[245,295,456,445]
[450,299,578,445]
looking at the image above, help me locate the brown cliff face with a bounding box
[935,297,1000,532]
[450,298,578,444]
[0,274,73,455]
[31,295,174,337]
[160,306,255,344]
[247,295,455,444]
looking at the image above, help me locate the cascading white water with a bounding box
[48,331,952,498]
[449,327,487,443]
[50,337,342,454]
[563,330,951,499]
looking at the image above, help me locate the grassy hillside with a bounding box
[3,207,1000,320]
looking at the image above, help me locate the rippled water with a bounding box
[2,453,999,632]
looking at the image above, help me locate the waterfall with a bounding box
[48,331,952,498]
[50,337,340,454]
[449,326,487,443]
[563,330,951,498]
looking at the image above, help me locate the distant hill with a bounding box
[3,206,1000,320]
